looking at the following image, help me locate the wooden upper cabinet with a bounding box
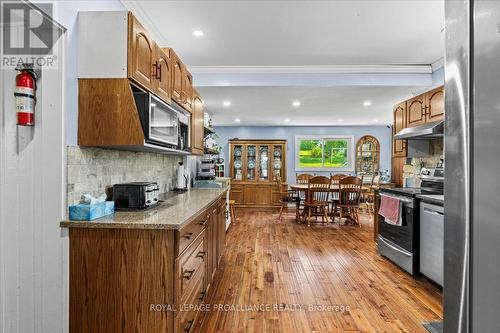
[393,102,407,157]
[406,94,426,127]
[182,67,194,112]
[425,86,444,123]
[153,45,172,103]
[170,49,184,105]
[191,90,204,155]
[127,13,155,90]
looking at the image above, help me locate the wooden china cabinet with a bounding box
[355,135,380,175]
[229,139,287,208]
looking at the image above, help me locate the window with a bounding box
[295,135,354,171]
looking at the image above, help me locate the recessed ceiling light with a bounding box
[234,118,241,123]
[193,30,204,37]
[292,101,301,107]
[372,119,379,122]
[223,101,231,107]
[284,118,290,123]
[338,119,343,122]
[363,101,372,107]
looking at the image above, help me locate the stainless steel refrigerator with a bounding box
[445,0,500,332]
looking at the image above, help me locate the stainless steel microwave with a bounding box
[134,92,179,147]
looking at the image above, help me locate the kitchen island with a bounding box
[60,188,228,333]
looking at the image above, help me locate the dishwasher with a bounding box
[420,201,444,286]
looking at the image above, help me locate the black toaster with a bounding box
[112,182,159,209]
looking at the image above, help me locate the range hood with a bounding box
[394,120,444,140]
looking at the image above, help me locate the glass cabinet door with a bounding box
[233,145,243,180]
[246,145,257,181]
[259,145,270,180]
[272,145,284,180]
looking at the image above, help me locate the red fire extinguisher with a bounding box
[15,65,37,126]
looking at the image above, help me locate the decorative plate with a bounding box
[248,146,256,157]
[274,149,281,157]
[234,159,242,169]
[248,159,256,169]
[234,148,242,157]
[273,160,282,170]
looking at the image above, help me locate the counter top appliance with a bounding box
[112,182,159,210]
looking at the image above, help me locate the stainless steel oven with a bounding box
[378,192,418,275]
[378,169,444,276]
[134,92,179,147]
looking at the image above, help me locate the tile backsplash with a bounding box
[403,139,444,186]
[67,146,182,205]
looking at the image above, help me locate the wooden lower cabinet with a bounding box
[230,182,281,208]
[68,191,228,333]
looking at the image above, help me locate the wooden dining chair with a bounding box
[335,176,363,227]
[275,174,300,221]
[296,173,314,184]
[328,174,344,221]
[360,174,374,209]
[303,176,331,227]
[365,175,380,215]
[295,173,314,218]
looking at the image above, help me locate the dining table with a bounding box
[288,182,374,223]
[289,183,341,223]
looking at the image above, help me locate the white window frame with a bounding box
[294,135,355,172]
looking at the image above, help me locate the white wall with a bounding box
[0,15,67,333]
[0,1,125,333]
[48,1,127,145]
[215,125,393,183]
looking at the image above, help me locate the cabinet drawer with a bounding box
[177,232,205,301]
[176,298,201,333]
[177,215,207,255]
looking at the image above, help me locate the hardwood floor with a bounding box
[197,210,442,333]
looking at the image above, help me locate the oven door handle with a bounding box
[380,193,414,206]
[378,236,412,257]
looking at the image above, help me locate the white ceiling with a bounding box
[124,0,445,126]
[198,86,420,126]
[127,0,444,66]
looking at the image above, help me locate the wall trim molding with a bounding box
[431,57,445,71]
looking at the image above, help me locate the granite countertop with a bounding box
[417,194,444,206]
[60,188,228,230]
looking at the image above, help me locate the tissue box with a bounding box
[69,201,115,221]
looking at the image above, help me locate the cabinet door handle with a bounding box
[157,63,162,82]
[152,62,158,79]
[199,220,207,226]
[183,232,194,240]
[196,251,205,260]
[183,269,195,280]
[184,319,194,333]
[198,291,206,301]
